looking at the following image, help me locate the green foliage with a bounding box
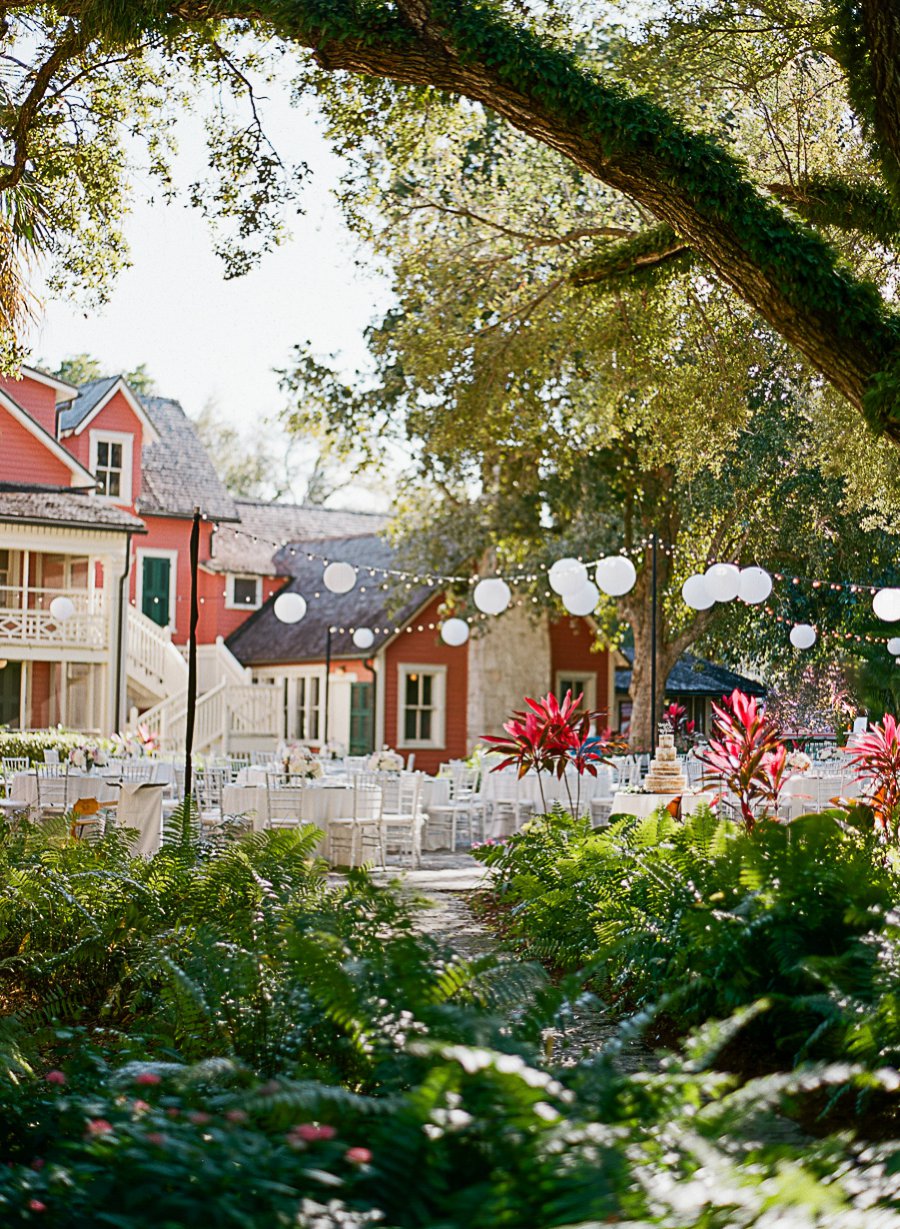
[0,729,99,767]
[476,807,900,1067]
[2,810,900,1223]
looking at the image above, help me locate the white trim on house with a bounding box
[18,365,79,401]
[89,429,134,505]
[396,662,447,750]
[0,390,96,488]
[135,547,178,629]
[225,573,262,611]
[63,378,161,444]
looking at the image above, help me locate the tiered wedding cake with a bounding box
[644,722,687,794]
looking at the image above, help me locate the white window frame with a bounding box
[89,429,133,504]
[225,573,262,611]
[136,548,178,629]
[397,663,446,749]
[554,670,597,711]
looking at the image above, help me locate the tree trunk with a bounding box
[627,638,670,753]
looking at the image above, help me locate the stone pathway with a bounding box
[370,850,655,1071]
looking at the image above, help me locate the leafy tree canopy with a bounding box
[2,0,900,443]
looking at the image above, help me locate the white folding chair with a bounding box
[34,763,70,820]
[264,772,312,829]
[382,772,423,868]
[327,778,384,867]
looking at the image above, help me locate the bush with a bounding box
[475,807,899,1068]
[1,813,900,1224]
[0,729,99,766]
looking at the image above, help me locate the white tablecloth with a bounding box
[610,790,715,819]
[11,771,119,806]
[116,783,164,856]
[222,782,353,836]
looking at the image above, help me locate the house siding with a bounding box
[0,375,58,436]
[0,404,77,488]
[549,616,610,724]
[383,594,468,775]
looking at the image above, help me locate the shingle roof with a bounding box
[136,396,239,522]
[0,486,144,532]
[210,499,389,575]
[227,535,431,665]
[615,650,766,697]
[57,376,120,432]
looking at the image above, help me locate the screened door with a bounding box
[349,682,374,755]
[0,662,21,727]
[142,556,171,627]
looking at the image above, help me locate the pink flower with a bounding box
[44,1070,66,1086]
[291,1123,335,1142]
[187,1111,211,1125]
[29,1159,44,1171]
[28,1200,46,1213]
[165,1108,180,1119]
[86,1119,113,1136]
[132,1100,151,1113]
[345,1147,372,1165]
[224,1110,248,1123]
[135,1072,161,1086]
[144,1133,166,1147]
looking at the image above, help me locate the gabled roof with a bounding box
[211,499,389,575]
[0,486,144,533]
[227,535,432,665]
[615,649,766,697]
[0,388,96,488]
[59,376,161,442]
[136,395,239,522]
[19,365,78,402]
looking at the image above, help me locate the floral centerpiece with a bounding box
[277,742,324,779]
[68,742,107,772]
[786,750,812,775]
[368,747,404,773]
[321,741,346,761]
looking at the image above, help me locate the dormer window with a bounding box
[226,573,262,610]
[89,431,133,503]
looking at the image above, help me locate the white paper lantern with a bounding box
[440,617,470,647]
[562,582,600,617]
[789,623,816,650]
[352,627,375,650]
[873,587,900,623]
[704,563,741,603]
[548,557,587,595]
[473,577,511,616]
[682,574,714,610]
[888,637,900,655]
[48,595,75,622]
[595,555,637,597]
[738,566,772,605]
[323,561,357,595]
[273,592,307,624]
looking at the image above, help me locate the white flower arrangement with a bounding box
[368,748,404,773]
[68,742,106,772]
[321,741,346,761]
[786,751,812,775]
[287,757,324,780]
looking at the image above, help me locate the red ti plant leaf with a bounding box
[848,714,900,840]
[483,691,619,814]
[697,689,788,832]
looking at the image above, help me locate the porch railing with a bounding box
[0,586,107,650]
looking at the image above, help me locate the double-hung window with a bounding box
[398,665,446,748]
[296,675,321,741]
[90,432,132,503]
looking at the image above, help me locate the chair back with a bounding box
[265,785,309,828]
[353,779,383,822]
[195,767,229,812]
[35,763,70,809]
[2,756,28,787]
[43,750,60,766]
[450,765,480,803]
[121,761,155,783]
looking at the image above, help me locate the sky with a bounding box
[24,87,394,509]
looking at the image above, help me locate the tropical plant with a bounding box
[848,714,900,840]
[698,689,788,830]
[482,690,612,814]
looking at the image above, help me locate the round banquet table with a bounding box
[222,781,354,843]
[9,772,163,854]
[609,790,715,820]
[11,771,119,807]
